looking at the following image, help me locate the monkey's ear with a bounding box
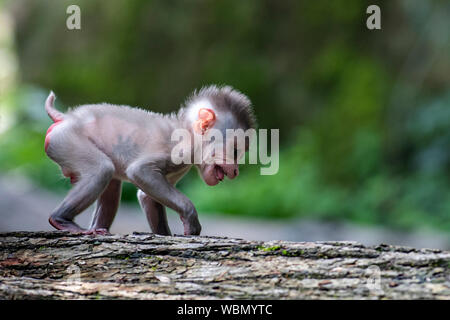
[193,108,216,135]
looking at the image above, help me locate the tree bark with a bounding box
[0,231,448,299]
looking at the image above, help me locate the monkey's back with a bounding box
[62,103,181,175]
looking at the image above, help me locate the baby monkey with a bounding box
[44,85,256,236]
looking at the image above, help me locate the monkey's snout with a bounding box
[222,165,239,180]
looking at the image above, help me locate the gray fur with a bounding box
[44,85,254,236]
[180,85,257,130]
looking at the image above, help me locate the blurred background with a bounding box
[0,0,449,249]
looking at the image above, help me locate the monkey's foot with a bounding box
[48,216,85,233]
[82,228,110,236]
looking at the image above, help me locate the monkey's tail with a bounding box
[45,91,64,122]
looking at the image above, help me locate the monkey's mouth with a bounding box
[214,165,225,182]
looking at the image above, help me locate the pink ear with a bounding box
[193,108,216,134]
[198,108,215,121]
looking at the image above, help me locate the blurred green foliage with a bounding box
[0,0,449,232]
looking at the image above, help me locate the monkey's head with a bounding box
[184,85,256,186]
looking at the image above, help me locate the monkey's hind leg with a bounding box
[137,189,172,235]
[87,178,122,235]
[48,142,115,233]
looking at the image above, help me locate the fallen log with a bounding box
[0,231,448,299]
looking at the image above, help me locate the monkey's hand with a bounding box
[181,212,202,236]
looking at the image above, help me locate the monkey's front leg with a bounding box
[127,163,201,235]
[137,190,171,236]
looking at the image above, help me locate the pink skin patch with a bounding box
[67,174,78,184]
[45,120,78,183]
[44,120,62,152]
[62,168,78,185]
[193,108,216,135]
